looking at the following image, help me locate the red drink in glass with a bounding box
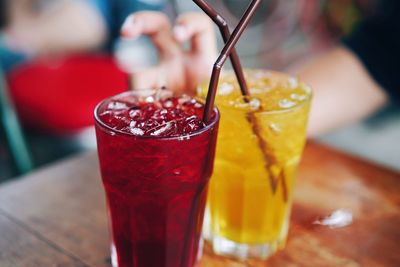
[94,90,219,267]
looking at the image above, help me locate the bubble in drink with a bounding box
[219,83,234,95]
[108,101,128,110]
[279,99,296,109]
[249,98,261,110]
[288,77,298,89]
[164,100,173,108]
[269,123,281,134]
[130,128,144,136]
[150,121,173,136]
[250,87,263,94]
[145,96,154,103]
[291,93,307,101]
[129,109,141,118]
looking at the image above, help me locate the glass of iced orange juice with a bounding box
[198,69,312,260]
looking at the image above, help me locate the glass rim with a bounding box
[198,68,313,115]
[94,90,220,141]
[217,93,312,115]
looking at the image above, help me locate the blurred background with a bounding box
[0,0,398,182]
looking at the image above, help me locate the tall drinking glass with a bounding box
[199,70,312,260]
[95,90,219,267]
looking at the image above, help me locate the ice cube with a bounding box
[99,110,112,116]
[130,128,144,136]
[279,99,296,109]
[178,135,191,141]
[218,83,234,95]
[250,87,263,94]
[288,77,298,89]
[255,70,271,79]
[145,96,154,103]
[233,102,249,109]
[150,122,173,136]
[255,71,264,79]
[154,87,164,100]
[302,84,312,93]
[108,101,128,110]
[184,117,198,131]
[185,115,197,121]
[290,93,307,101]
[164,100,173,108]
[129,109,141,118]
[249,98,261,110]
[188,123,196,130]
[178,94,192,105]
[130,121,137,128]
[269,123,281,134]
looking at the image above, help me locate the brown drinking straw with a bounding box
[202,0,262,124]
[194,0,288,201]
[193,0,250,97]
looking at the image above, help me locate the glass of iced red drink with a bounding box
[94,89,219,267]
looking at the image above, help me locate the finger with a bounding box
[130,66,167,90]
[121,12,180,58]
[130,61,189,94]
[121,15,143,39]
[173,12,217,58]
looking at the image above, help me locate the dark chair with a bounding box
[0,67,33,177]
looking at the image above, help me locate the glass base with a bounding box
[211,235,283,261]
[110,240,204,267]
[111,244,118,267]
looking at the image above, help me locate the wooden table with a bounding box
[0,142,399,267]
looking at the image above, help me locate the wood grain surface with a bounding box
[0,142,399,267]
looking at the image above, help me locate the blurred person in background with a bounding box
[122,0,399,162]
[120,11,216,94]
[0,0,168,136]
[294,0,399,136]
[171,0,378,70]
[123,0,400,136]
[122,0,400,130]
[0,0,169,179]
[1,0,398,178]
[0,0,106,71]
[0,0,217,180]
[0,0,169,71]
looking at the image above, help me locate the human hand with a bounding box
[121,11,217,95]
